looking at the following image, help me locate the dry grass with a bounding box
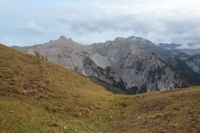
[0,44,113,132]
[108,87,200,133]
[0,44,200,133]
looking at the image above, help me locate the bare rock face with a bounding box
[14,36,200,94]
[88,37,192,93]
[182,54,200,74]
[21,36,90,75]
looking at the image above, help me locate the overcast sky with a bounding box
[1,0,200,46]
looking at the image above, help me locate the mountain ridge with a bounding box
[14,36,200,94]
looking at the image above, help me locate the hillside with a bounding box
[1,44,200,133]
[0,44,113,132]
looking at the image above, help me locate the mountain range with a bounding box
[159,43,200,74]
[1,44,200,132]
[14,36,200,94]
[158,43,200,55]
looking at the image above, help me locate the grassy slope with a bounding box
[0,44,113,133]
[0,44,200,133]
[110,87,200,133]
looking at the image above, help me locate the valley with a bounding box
[1,44,200,133]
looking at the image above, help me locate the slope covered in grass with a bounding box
[0,44,114,132]
[0,44,200,133]
[110,87,200,133]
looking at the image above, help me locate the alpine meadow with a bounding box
[1,0,200,133]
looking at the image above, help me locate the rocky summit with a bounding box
[14,36,200,94]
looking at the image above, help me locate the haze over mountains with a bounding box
[159,43,200,55]
[159,43,200,74]
[14,36,200,94]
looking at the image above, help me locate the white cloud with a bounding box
[47,0,200,44]
[17,21,44,34]
[177,44,200,49]
[2,0,200,45]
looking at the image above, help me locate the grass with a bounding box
[0,97,65,133]
[108,87,200,133]
[0,44,200,133]
[0,44,113,133]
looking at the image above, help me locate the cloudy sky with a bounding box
[1,0,200,46]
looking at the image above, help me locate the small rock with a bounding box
[137,116,142,120]
[121,103,128,108]
[49,123,59,127]
[73,112,82,117]
[9,111,14,113]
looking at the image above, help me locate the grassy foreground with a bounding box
[0,44,200,133]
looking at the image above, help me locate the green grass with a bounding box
[0,44,200,133]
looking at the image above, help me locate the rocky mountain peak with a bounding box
[113,36,154,48]
[128,36,144,41]
[57,35,74,43]
[44,36,78,47]
[58,35,71,41]
[113,36,145,42]
[114,37,125,42]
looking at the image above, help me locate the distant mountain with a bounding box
[159,43,200,75]
[180,54,200,74]
[158,43,182,51]
[158,43,200,55]
[14,36,200,94]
